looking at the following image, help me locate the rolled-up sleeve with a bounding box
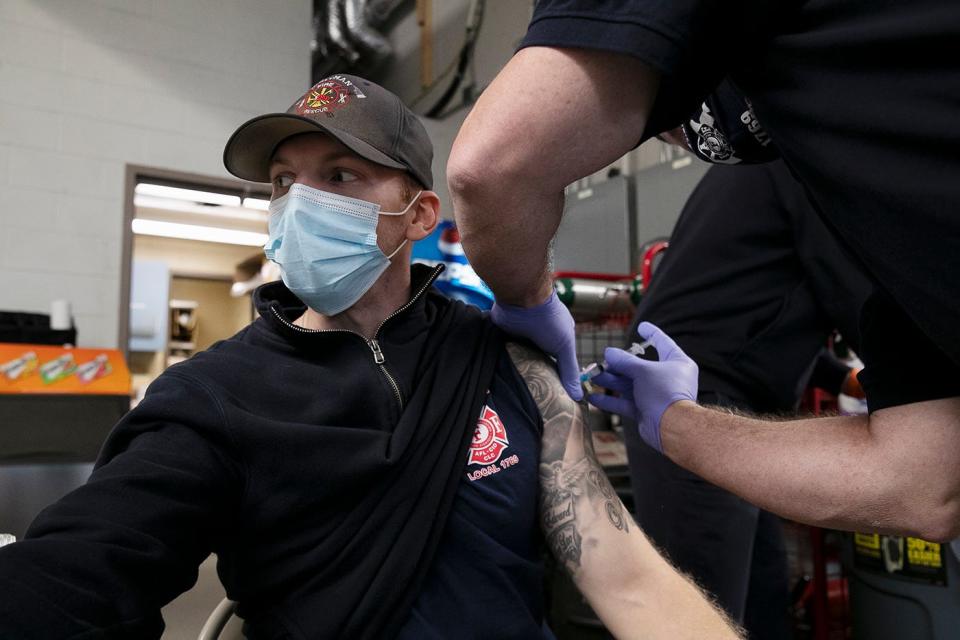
[519,0,770,137]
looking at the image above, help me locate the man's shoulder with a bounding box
[422,288,501,342]
[504,340,556,382]
[492,340,560,429]
[425,287,490,319]
[151,331,262,398]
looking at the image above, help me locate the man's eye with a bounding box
[331,170,358,183]
[273,175,293,188]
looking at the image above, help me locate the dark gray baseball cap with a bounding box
[223,74,433,189]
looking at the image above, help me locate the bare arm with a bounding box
[506,343,741,640]
[661,397,960,541]
[448,47,660,306]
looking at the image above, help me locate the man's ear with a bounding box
[407,190,441,241]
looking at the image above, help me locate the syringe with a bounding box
[580,340,655,384]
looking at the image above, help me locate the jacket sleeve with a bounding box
[0,371,245,639]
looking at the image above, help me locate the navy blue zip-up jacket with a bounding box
[0,264,546,639]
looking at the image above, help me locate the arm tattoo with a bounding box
[506,342,631,575]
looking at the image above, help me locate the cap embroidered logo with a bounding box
[296,75,366,117]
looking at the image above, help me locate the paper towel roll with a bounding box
[130,308,158,338]
[50,299,72,330]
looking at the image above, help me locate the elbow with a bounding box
[446,149,488,212]
[446,144,516,249]
[447,133,552,215]
[862,412,960,542]
[447,143,557,252]
[913,501,960,543]
[446,139,514,212]
[883,473,960,542]
[445,154,490,251]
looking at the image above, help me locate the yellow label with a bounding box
[906,538,942,568]
[855,533,880,550]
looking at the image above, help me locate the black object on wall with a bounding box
[0,312,76,346]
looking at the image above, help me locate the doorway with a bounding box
[120,166,272,401]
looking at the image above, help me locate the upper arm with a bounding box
[855,280,960,541]
[505,342,633,578]
[448,46,659,194]
[507,343,743,640]
[0,374,242,638]
[870,397,960,541]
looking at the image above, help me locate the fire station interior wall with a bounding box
[0,0,312,349]
[631,159,711,242]
[555,176,636,275]
[552,160,709,275]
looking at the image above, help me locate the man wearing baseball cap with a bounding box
[0,75,737,639]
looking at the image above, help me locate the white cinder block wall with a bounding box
[0,0,312,348]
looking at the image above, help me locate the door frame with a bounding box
[119,164,270,358]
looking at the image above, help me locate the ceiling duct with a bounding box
[345,0,394,62]
[326,0,359,65]
[313,0,407,81]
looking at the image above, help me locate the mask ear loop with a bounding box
[379,190,423,216]
[385,238,408,260]
[380,189,423,258]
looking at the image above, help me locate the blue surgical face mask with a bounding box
[264,182,420,316]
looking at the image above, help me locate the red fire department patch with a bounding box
[295,76,359,116]
[467,404,509,466]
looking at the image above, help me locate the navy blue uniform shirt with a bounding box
[400,357,553,639]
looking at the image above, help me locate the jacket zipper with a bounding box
[372,270,440,337]
[268,266,442,411]
[269,306,404,409]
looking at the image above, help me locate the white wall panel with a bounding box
[0,104,62,151]
[0,0,312,347]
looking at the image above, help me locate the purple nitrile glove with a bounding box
[587,322,698,452]
[490,291,583,401]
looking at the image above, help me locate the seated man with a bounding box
[0,75,737,639]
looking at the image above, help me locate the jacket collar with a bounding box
[253,263,445,340]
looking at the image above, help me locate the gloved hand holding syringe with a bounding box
[585,322,700,453]
[580,340,657,391]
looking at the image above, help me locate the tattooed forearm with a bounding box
[507,343,745,640]
[591,468,629,532]
[506,342,631,575]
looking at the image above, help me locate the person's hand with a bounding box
[490,291,582,400]
[588,322,698,451]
